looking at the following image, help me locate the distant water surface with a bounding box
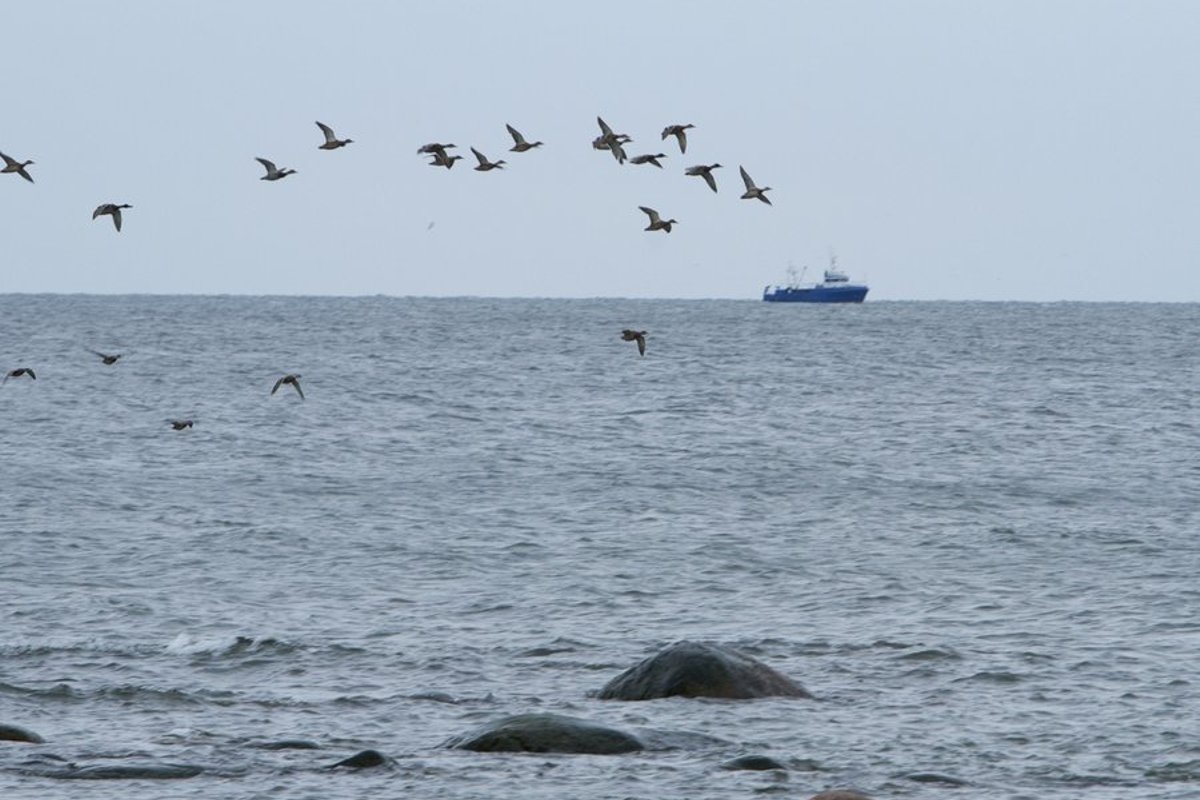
[2,296,1199,798]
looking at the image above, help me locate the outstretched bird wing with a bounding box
[316,121,337,143]
[638,206,661,224]
[505,124,526,145]
[255,157,278,174]
[740,166,756,191]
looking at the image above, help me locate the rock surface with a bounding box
[720,754,788,771]
[597,641,813,700]
[445,713,643,754]
[0,724,44,744]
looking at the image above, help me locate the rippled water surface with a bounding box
[2,296,1200,799]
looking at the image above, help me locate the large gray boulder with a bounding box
[445,713,643,754]
[597,641,812,701]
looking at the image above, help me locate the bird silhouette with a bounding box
[739,166,772,204]
[661,123,694,154]
[620,329,647,356]
[685,163,722,193]
[271,374,304,399]
[256,158,296,181]
[1,151,34,183]
[638,206,678,233]
[316,121,353,150]
[505,124,543,152]
[93,203,132,231]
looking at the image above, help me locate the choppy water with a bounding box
[2,296,1199,799]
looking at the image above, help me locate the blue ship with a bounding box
[763,259,868,303]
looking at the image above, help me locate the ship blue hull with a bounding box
[762,284,868,303]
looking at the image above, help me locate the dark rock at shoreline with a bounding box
[329,749,389,769]
[44,763,203,780]
[445,713,644,754]
[597,641,813,700]
[809,791,872,800]
[721,754,788,771]
[0,724,44,744]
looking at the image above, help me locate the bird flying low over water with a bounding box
[630,153,667,168]
[661,123,694,154]
[638,206,678,233]
[505,124,542,152]
[316,121,353,150]
[87,349,122,365]
[3,367,36,382]
[471,147,506,171]
[685,163,722,193]
[594,117,630,163]
[256,158,296,181]
[620,329,648,356]
[739,166,772,204]
[168,419,194,430]
[92,203,132,231]
[271,374,304,399]
[1,151,34,183]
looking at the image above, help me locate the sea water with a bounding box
[2,295,1199,799]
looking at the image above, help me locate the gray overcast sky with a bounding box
[2,1,1198,300]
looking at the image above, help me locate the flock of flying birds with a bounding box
[2,114,772,423]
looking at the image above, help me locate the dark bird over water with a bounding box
[316,121,353,150]
[505,124,543,152]
[661,123,694,154]
[471,147,506,171]
[256,158,296,181]
[272,374,304,399]
[739,166,772,204]
[1,151,34,183]
[169,419,194,430]
[630,153,667,168]
[638,205,678,233]
[87,349,121,365]
[92,203,132,231]
[3,367,36,382]
[685,163,722,193]
[620,329,647,356]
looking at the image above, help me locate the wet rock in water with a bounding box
[597,641,813,700]
[257,739,320,750]
[902,771,970,786]
[0,724,44,744]
[52,763,203,780]
[328,749,389,769]
[445,713,644,754]
[720,754,788,771]
[809,791,872,800]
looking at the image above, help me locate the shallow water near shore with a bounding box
[2,295,1199,799]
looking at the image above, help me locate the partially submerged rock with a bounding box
[0,724,44,744]
[720,754,788,771]
[445,713,643,754]
[597,641,812,700]
[328,749,389,769]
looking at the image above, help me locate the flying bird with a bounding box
[316,121,353,150]
[638,206,678,233]
[505,124,543,152]
[620,329,647,356]
[471,147,506,171]
[739,166,772,204]
[417,142,457,159]
[1,151,34,183]
[630,153,667,168]
[256,157,296,181]
[87,349,122,365]
[3,367,36,383]
[168,419,194,430]
[271,374,304,399]
[428,151,463,169]
[661,123,694,154]
[92,203,132,231]
[685,163,722,193]
[593,117,630,163]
